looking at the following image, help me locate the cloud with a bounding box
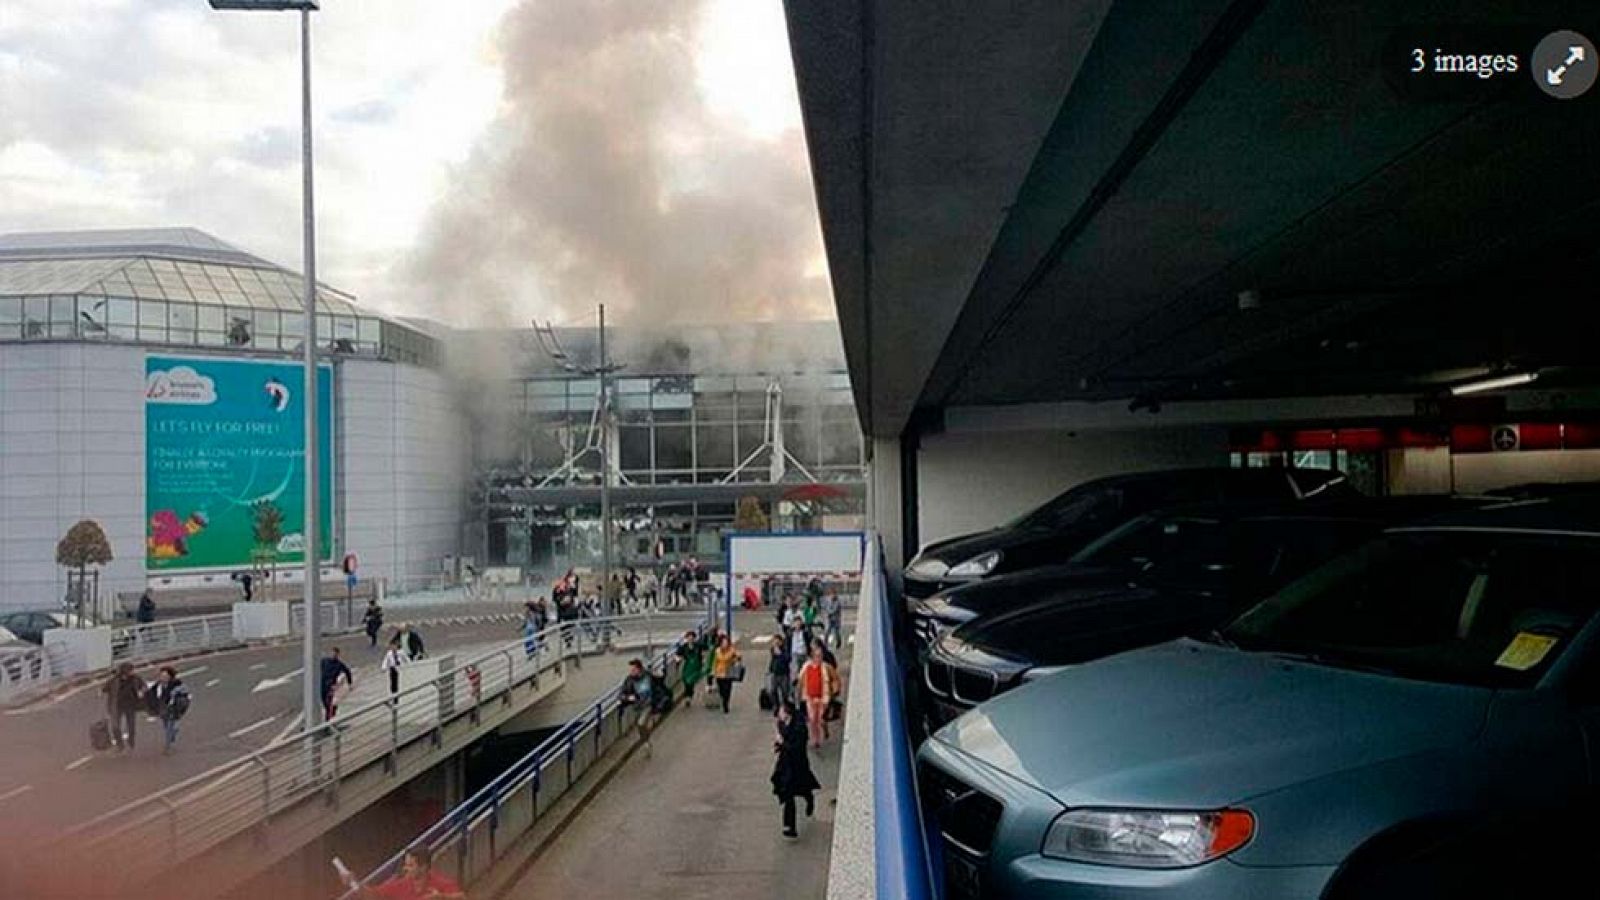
[332,99,398,125]
[145,366,218,405]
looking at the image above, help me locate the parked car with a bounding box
[918,497,1478,723]
[902,467,1354,599]
[917,495,1600,899]
[0,610,89,644]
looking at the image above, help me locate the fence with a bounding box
[46,610,704,895]
[111,612,237,668]
[0,642,67,705]
[339,630,699,897]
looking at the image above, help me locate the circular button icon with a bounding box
[1532,30,1596,99]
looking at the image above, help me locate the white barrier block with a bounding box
[43,626,112,675]
[396,657,443,729]
[233,601,290,640]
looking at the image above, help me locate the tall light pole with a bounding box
[208,1,322,729]
[597,303,611,596]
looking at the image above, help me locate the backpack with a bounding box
[168,686,192,721]
[648,674,672,713]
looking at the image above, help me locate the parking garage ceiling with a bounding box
[785,0,1600,438]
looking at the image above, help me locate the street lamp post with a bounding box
[208,0,322,730]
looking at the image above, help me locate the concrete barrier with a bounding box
[233,601,290,640]
[43,626,112,676]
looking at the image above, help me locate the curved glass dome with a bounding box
[0,227,437,365]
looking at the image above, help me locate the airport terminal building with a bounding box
[0,228,865,615]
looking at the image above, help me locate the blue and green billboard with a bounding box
[145,355,334,571]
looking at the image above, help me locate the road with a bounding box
[0,609,530,840]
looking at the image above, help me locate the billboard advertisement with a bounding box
[145,355,334,571]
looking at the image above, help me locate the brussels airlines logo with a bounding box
[265,377,291,412]
[145,366,217,405]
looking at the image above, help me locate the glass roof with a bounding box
[0,256,359,315]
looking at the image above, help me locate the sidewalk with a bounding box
[499,632,842,899]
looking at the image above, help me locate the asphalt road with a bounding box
[0,613,530,840]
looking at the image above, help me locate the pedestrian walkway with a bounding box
[499,631,843,900]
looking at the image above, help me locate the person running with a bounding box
[146,665,190,755]
[676,629,706,703]
[770,701,821,839]
[319,647,353,721]
[403,624,426,661]
[350,846,465,899]
[618,658,667,757]
[101,662,146,752]
[382,636,406,695]
[797,641,841,748]
[363,599,384,648]
[710,633,742,714]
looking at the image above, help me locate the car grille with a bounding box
[949,665,1001,705]
[924,659,953,698]
[918,761,1004,857]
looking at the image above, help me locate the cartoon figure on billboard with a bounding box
[148,509,209,559]
[264,377,290,412]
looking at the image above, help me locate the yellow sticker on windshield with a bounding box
[1495,632,1559,671]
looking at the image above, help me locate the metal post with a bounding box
[299,5,322,733]
[598,303,611,599]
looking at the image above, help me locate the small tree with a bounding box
[252,499,284,601]
[56,520,112,624]
[734,496,770,532]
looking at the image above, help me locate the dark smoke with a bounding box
[401,0,831,327]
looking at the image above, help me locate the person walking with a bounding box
[363,599,384,648]
[135,590,156,624]
[521,616,540,660]
[101,662,146,752]
[766,634,792,709]
[382,636,406,695]
[146,665,191,754]
[676,629,706,703]
[771,701,821,839]
[710,633,742,714]
[797,641,840,748]
[824,590,843,648]
[403,624,426,661]
[319,647,353,722]
[618,658,667,757]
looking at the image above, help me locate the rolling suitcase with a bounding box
[90,719,112,751]
[758,688,774,711]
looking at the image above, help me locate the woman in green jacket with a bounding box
[676,630,706,701]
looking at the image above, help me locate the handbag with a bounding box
[729,661,747,682]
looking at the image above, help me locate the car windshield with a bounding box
[1070,514,1232,587]
[1007,485,1116,530]
[1224,530,1600,688]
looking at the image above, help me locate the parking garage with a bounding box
[784,1,1600,897]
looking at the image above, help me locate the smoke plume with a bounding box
[400,0,831,328]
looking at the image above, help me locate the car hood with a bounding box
[933,640,1491,809]
[950,589,1223,668]
[912,524,1111,572]
[932,564,1131,616]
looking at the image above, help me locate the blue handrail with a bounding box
[867,539,936,899]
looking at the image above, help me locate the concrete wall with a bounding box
[916,425,1227,545]
[340,359,468,592]
[0,343,146,612]
[1451,448,1600,494]
[0,344,466,613]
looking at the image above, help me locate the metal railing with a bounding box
[52,610,707,894]
[0,642,68,704]
[111,612,237,668]
[340,626,700,897]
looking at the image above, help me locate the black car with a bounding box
[902,467,1354,599]
[919,496,1481,724]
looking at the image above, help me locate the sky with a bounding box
[0,0,829,325]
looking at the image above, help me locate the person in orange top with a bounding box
[711,633,743,714]
[354,847,465,899]
[796,641,840,748]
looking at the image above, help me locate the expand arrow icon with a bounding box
[1568,46,1586,67]
[251,667,303,693]
[1547,65,1568,86]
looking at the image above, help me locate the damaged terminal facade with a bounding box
[0,228,863,613]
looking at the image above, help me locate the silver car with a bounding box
[917,496,1600,899]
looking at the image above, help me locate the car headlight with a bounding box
[946,550,1002,579]
[907,556,950,579]
[1041,808,1254,868]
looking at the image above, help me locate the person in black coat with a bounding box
[771,701,822,838]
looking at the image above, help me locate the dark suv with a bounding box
[902,467,1354,599]
[920,497,1478,724]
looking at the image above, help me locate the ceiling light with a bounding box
[1449,371,1539,396]
[1236,289,1261,311]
